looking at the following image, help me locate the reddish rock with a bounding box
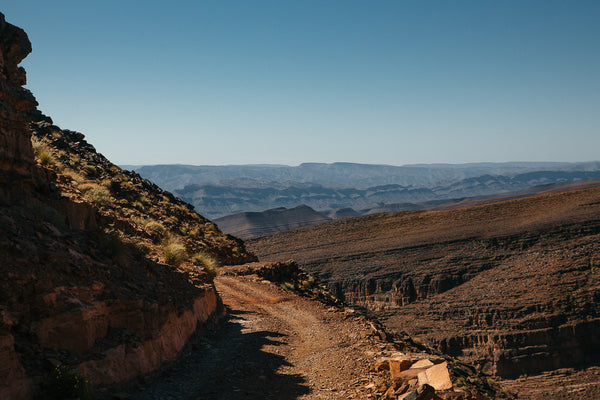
[0,333,32,400]
[0,12,40,205]
[411,358,435,369]
[390,358,413,379]
[78,290,219,384]
[418,361,453,391]
[397,367,429,381]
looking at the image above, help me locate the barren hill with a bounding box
[214,204,331,239]
[249,181,600,386]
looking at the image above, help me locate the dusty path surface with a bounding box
[129,274,385,400]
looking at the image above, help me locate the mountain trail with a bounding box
[129,274,384,399]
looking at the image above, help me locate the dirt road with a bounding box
[129,274,385,400]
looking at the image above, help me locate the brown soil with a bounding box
[129,273,388,399]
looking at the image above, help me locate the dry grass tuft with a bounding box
[163,238,187,266]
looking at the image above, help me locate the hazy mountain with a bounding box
[123,162,600,219]
[124,161,600,192]
[171,169,600,219]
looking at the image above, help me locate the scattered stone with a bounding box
[389,358,413,379]
[397,367,429,381]
[418,361,453,391]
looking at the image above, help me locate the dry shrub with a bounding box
[80,184,112,207]
[31,137,59,168]
[144,220,166,237]
[163,239,187,266]
[62,168,85,184]
[193,251,220,279]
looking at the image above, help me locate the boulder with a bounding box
[417,361,453,391]
[411,358,435,369]
[390,358,413,379]
[397,367,429,381]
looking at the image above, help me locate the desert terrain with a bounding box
[249,181,600,397]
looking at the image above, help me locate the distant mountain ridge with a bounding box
[124,161,600,191]
[126,162,600,219]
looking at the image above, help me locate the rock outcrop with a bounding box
[0,13,254,399]
[0,12,41,204]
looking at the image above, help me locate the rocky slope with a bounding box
[0,13,254,400]
[249,181,600,382]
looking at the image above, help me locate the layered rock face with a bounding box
[0,13,39,203]
[249,182,600,378]
[0,13,253,399]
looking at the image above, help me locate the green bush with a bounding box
[41,365,91,400]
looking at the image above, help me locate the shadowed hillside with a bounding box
[0,13,254,399]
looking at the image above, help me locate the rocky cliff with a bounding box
[0,13,255,399]
[0,12,48,204]
[249,181,600,379]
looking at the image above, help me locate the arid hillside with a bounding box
[215,204,331,239]
[249,181,600,383]
[0,13,254,400]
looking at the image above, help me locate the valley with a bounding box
[2,9,600,400]
[249,181,600,395]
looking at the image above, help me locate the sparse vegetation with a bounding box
[61,168,85,184]
[163,238,187,266]
[82,164,97,177]
[80,183,113,207]
[144,220,166,240]
[99,231,129,265]
[193,251,220,279]
[41,365,91,400]
[31,137,60,168]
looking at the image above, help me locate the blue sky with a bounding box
[3,1,599,165]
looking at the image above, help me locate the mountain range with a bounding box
[126,163,600,220]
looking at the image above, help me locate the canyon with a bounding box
[3,11,600,400]
[249,181,600,391]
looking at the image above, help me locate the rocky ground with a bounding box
[121,263,505,400]
[249,182,600,384]
[500,366,600,399]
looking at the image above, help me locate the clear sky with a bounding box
[3,1,599,166]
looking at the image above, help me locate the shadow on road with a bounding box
[129,306,310,400]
